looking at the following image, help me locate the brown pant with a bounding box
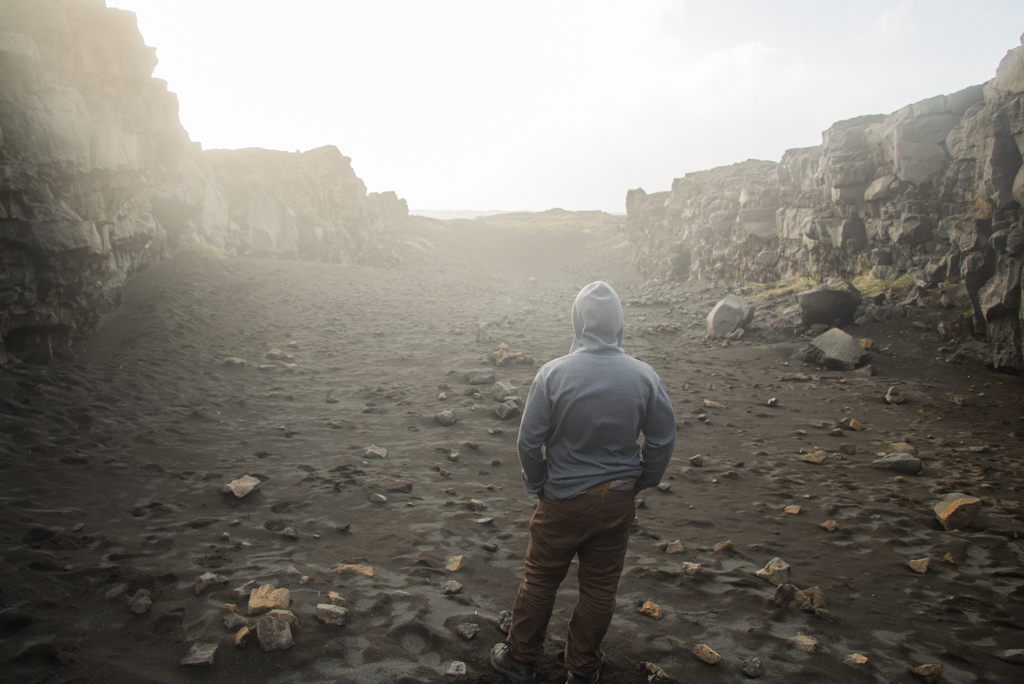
[507,480,635,676]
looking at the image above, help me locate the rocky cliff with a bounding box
[0,0,409,363]
[628,34,1024,372]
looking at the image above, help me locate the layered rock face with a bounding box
[0,0,408,363]
[628,35,1024,371]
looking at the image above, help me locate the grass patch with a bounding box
[179,242,226,259]
[891,273,915,294]
[852,274,889,295]
[404,237,435,252]
[745,275,817,306]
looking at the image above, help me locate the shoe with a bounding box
[490,643,536,684]
[566,668,599,683]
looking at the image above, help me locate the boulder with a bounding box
[491,380,518,401]
[797,279,863,325]
[802,328,867,370]
[864,174,899,201]
[706,294,752,338]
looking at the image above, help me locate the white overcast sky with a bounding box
[109,1,1024,213]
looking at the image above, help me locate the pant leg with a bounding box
[563,490,635,675]
[507,496,584,662]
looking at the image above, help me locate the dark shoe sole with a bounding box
[490,645,536,684]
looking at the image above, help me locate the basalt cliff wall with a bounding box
[0,0,409,363]
[628,34,1024,372]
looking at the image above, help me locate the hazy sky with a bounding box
[110,1,1024,212]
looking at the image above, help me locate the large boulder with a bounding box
[797,279,863,326]
[801,328,867,370]
[706,295,753,338]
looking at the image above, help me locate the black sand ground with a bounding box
[1,224,1023,683]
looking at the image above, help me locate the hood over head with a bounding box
[569,281,624,354]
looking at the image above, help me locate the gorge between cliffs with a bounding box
[2,2,1024,684]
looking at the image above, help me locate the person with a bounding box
[490,281,676,684]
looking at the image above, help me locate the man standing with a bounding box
[490,281,676,684]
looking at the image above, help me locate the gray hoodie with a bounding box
[517,281,676,499]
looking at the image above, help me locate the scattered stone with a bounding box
[665,540,685,554]
[482,542,498,552]
[789,633,818,653]
[498,610,513,634]
[495,400,520,420]
[689,454,704,467]
[195,572,228,595]
[1003,649,1024,664]
[693,643,721,664]
[771,584,797,607]
[847,418,863,430]
[256,615,294,651]
[442,580,463,595]
[844,653,868,665]
[467,499,487,512]
[488,427,503,435]
[640,601,664,620]
[830,428,843,436]
[950,394,975,407]
[222,475,262,498]
[446,555,466,571]
[706,294,752,337]
[248,585,290,615]
[491,381,518,401]
[871,454,923,474]
[793,586,825,612]
[943,553,956,565]
[231,580,258,600]
[802,451,827,465]
[466,369,495,385]
[755,557,790,586]
[370,493,387,503]
[712,540,734,552]
[437,409,459,426]
[643,661,668,680]
[680,562,701,576]
[316,604,350,626]
[703,399,726,409]
[231,626,250,647]
[911,663,943,683]
[838,444,856,455]
[446,661,467,676]
[456,622,480,640]
[224,613,248,630]
[908,558,930,574]
[933,493,982,530]
[784,505,801,515]
[801,328,867,370]
[766,397,778,407]
[741,655,764,678]
[363,445,388,459]
[281,527,299,538]
[336,564,374,577]
[889,442,919,455]
[821,520,839,532]
[223,357,247,367]
[266,609,299,628]
[128,589,152,614]
[885,387,907,405]
[656,482,671,492]
[180,642,218,666]
[475,517,494,525]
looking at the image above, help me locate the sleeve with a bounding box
[634,374,676,493]
[516,373,551,495]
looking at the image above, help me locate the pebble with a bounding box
[821,520,839,532]
[643,662,667,679]
[363,445,388,459]
[844,653,868,665]
[456,622,480,640]
[316,604,350,626]
[475,517,494,525]
[656,482,671,492]
[1003,649,1024,664]
[467,499,487,511]
[498,610,513,633]
[231,580,258,600]
[495,400,520,419]
[325,393,338,403]
[442,580,463,595]
[802,451,827,465]
[681,562,701,576]
[482,542,498,552]
[741,655,763,677]
[266,609,299,628]
[446,555,466,571]
[256,615,294,651]
[180,642,218,666]
[231,626,250,647]
[712,540,733,552]
[888,442,918,455]
[194,572,228,595]
[766,397,778,407]
[446,661,467,676]
[224,613,248,630]
[783,505,801,515]
[755,557,790,585]
[943,553,956,565]
[830,428,843,436]
[911,663,943,683]
[639,600,664,620]
[693,643,721,664]
[437,409,459,426]
[247,585,291,615]
[282,527,299,538]
[789,633,817,653]
[908,558,930,574]
[370,493,387,503]
[950,394,974,407]
[664,540,685,554]
[336,564,374,577]
[222,475,262,498]
[838,444,856,455]
[934,492,982,530]
[886,387,906,404]
[689,454,704,467]
[871,454,922,474]
[128,589,152,614]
